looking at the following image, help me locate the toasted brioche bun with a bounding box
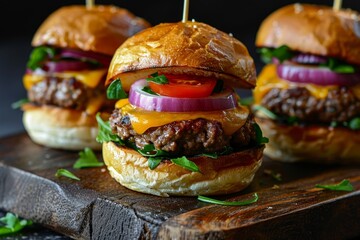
[106,21,256,91]
[256,3,360,65]
[22,104,108,150]
[255,117,360,164]
[102,141,264,197]
[32,5,151,55]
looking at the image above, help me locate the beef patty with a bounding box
[28,76,103,110]
[261,87,360,124]
[110,108,257,156]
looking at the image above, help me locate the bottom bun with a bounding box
[256,117,360,164]
[22,105,104,150]
[102,141,264,197]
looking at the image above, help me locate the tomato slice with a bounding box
[148,74,217,98]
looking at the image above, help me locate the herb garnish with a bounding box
[27,46,56,70]
[73,147,104,169]
[253,123,269,145]
[0,212,33,236]
[252,105,278,120]
[258,45,294,64]
[146,72,169,84]
[198,193,259,206]
[321,58,356,74]
[55,169,80,181]
[95,113,123,144]
[349,117,360,130]
[138,144,199,172]
[11,99,29,109]
[142,86,158,95]
[106,79,128,99]
[239,96,254,106]
[315,179,354,192]
[171,156,200,172]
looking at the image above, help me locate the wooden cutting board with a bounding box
[0,133,359,239]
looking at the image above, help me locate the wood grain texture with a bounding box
[0,133,359,239]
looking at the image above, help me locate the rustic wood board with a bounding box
[0,133,359,239]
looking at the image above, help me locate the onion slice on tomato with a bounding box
[129,79,238,112]
[277,64,360,86]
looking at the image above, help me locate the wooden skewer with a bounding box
[333,0,342,11]
[182,0,190,22]
[86,0,95,9]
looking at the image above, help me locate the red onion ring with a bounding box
[277,64,360,86]
[290,54,327,65]
[60,48,112,66]
[129,79,238,112]
[43,61,91,72]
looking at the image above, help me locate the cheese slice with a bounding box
[23,69,107,90]
[85,94,106,115]
[116,99,249,136]
[254,64,360,103]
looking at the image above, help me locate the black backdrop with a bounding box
[1,0,359,137]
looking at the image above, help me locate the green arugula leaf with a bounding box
[142,86,158,95]
[198,193,259,206]
[0,213,33,236]
[27,46,56,70]
[55,169,80,181]
[258,45,294,63]
[11,98,29,109]
[323,58,356,73]
[171,156,200,172]
[146,72,169,84]
[95,113,123,144]
[198,152,218,159]
[137,144,200,172]
[106,79,128,99]
[148,157,162,170]
[315,179,354,192]
[252,105,278,120]
[73,147,104,169]
[138,144,168,157]
[253,122,269,145]
[349,117,360,130]
[239,96,254,106]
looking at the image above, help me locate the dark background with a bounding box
[1,0,360,138]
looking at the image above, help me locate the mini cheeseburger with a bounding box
[97,21,266,197]
[254,4,360,163]
[22,5,150,150]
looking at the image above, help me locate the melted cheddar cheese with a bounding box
[23,69,107,90]
[85,94,106,115]
[253,64,360,104]
[115,99,249,136]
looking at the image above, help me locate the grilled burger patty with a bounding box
[28,77,102,110]
[261,87,360,124]
[110,108,257,156]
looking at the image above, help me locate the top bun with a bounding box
[32,5,151,55]
[256,3,360,65]
[106,21,256,91]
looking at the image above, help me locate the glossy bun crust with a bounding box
[103,142,264,197]
[256,3,360,65]
[32,5,151,55]
[22,105,106,150]
[106,21,256,91]
[256,117,360,164]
